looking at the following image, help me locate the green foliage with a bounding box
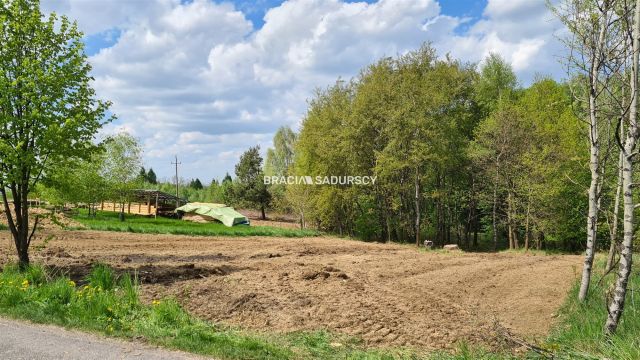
[0,0,111,264]
[291,44,481,243]
[287,45,586,251]
[71,209,319,237]
[138,167,148,182]
[474,53,518,116]
[39,133,144,219]
[101,133,143,207]
[265,126,297,177]
[146,168,158,184]
[86,263,117,291]
[189,178,203,190]
[40,152,109,209]
[234,146,271,217]
[265,126,297,213]
[137,167,158,185]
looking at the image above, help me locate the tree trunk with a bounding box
[579,103,600,302]
[536,232,542,251]
[524,195,531,252]
[606,80,626,273]
[606,143,635,333]
[579,3,609,301]
[507,190,514,250]
[492,157,500,251]
[261,205,266,220]
[605,0,639,333]
[415,167,420,247]
[606,146,624,272]
[473,228,478,248]
[1,181,32,269]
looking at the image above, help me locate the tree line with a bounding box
[255,46,587,253]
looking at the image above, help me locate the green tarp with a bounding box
[175,203,249,227]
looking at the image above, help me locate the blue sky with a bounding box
[42,0,564,183]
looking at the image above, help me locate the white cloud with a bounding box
[43,0,566,181]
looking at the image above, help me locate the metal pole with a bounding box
[171,155,181,208]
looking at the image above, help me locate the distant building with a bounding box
[100,190,187,217]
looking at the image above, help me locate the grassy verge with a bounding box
[544,261,640,359]
[71,210,320,238]
[0,263,444,359]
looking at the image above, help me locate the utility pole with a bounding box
[171,155,181,208]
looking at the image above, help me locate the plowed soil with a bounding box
[0,229,581,351]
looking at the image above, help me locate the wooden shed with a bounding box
[100,190,188,217]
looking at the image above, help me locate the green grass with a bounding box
[0,263,418,359]
[71,210,320,238]
[543,261,640,360]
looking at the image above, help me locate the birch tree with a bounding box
[552,0,617,301]
[605,0,640,334]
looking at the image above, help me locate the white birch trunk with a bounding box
[606,132,624,272]
[605,0,640,334]
[579,3,609,301]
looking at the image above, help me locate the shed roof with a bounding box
[130,189,188,205]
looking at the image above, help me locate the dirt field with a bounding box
[0,229,581,351]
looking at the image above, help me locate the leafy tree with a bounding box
[43,153,109,216]
[138,167,148,183]
[234,146,270,219]
[220,177,234,204]
[265,126,297,213]
[146,168,157,184]
[474,53,518,116]
[101,133,143,221]
[291,45,480,243]
[190,178,203,190]
[265,126,297,177]
[0,0,111,267]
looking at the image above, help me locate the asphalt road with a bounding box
[0,318,207,360]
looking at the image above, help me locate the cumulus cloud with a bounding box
[439,0,565,81]
[42,0,566,181]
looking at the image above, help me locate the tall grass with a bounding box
[71,209,320,238]
[545,263,640,360]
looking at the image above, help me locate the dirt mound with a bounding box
[250,219,301,229]
[0,207,83,230]
[133,264,237,284]
[40,246,72,258]
[0,230,581,351]
[239,209,302,229]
